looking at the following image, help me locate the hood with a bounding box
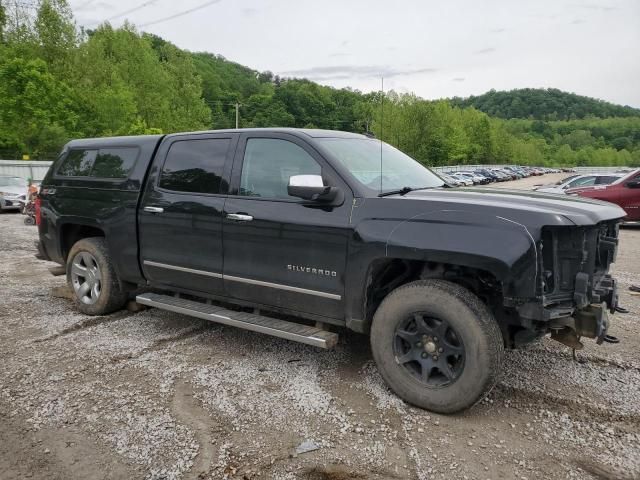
[0,185,26,196]
[397,187,626,226]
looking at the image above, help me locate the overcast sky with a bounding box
[73,0,640,107]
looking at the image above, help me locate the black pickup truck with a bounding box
[36,128,625,413]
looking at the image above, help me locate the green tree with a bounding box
[0,57,77,156]
[35,0,76,73]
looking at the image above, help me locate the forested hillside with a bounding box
[1,0,639,168]
[450,88,640,121]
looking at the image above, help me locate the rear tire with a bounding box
[370,279,503,413]
[66,237,127,315]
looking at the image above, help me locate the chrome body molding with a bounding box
[224,274,341,300]
[143,260,223,279]
[143,260,341,300]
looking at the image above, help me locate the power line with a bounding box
[75,0,97,9]
[138,0,220,27]
[104,0,156,22]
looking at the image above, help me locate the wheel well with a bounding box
[60,224,105,261]
[364,259,503,327]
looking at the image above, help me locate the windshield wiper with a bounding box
[378,186,439,197]
[378,186,413,197]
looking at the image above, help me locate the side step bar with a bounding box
[136,292,338,349]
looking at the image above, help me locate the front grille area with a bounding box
[540,221,619,304]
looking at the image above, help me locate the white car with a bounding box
[0,176,28,211]
[449,173,474,186]
[535,173,623,195]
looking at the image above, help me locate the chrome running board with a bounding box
[136,292,338,349]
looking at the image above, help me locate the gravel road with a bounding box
[1,174,639,480]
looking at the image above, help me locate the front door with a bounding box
[222,133,352,320]
[139,133,237,295]
[619,171,640,221]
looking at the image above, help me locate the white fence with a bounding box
[0,160,53,182]
[432,165,631,174]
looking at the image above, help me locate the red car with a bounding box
[566,168,640,221]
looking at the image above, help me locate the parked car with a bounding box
[503,166,524,179]
[36,128,625,413]
[449,173,474,186]
[535,173,623,195]
[459,171,490,185]
[490,169,512,181]
[439,173,463,186]
[474,169,499,182]
[0,175,27,211]
[567,169,640,221]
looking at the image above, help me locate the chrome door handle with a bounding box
[226,213,253,222]
[144,206,164,213]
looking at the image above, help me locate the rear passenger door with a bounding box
[139,133,238,295]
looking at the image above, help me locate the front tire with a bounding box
[370,280,503,413]
[66,237,127,315]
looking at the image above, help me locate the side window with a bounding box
[569,176,596,188]
[57,149,97,177]
[595,176,617,185]
[92,148,139,178]
[159,138,230,194]
[239,138,321,199]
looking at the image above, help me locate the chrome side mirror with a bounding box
[287,175,339,202]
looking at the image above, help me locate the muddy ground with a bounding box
[1,173,639,480]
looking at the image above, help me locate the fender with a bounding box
[344,208,540,330]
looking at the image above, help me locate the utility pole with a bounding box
[235,102,240,129]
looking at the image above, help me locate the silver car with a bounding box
[0,176,27,211]
[535,173,623,195]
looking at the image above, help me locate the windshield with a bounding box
[316,138,444,194]
[0,176,27,188]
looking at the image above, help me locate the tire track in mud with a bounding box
[575,458,640,480]
[170,380,216,480]
[496,384,640,425]
[109,324,210,362]
[33,310,137,343]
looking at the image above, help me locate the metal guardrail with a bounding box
[0,160,53,182]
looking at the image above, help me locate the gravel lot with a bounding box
[1,173,639,480]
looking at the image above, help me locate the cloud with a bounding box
[571,18,586,24]
[489,28,506,33]
[242,8,257,17]
[328,52,351,58]
[473,47,496,55]
[452,77,465,82]
[279,65,438,80]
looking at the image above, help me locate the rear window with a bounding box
[57,147,139,178]
[57,149,97,177]
[92,148,139,178]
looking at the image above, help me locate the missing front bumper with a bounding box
[549,303,611,346]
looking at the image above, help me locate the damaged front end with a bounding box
[515,220,620,349]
